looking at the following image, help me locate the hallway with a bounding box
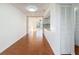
[0,3,79,55]
[0,31,54,55]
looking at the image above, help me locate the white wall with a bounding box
[44,4,75,55]
[0,4,27,53]
[44,4,61,54]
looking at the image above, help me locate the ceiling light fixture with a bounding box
[26,5,38,12]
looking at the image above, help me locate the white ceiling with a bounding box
[11,3,49,16]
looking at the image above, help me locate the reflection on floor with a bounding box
[0,31,54,55]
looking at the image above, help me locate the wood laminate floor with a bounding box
[75,45,79,55]
[0,32,54,55]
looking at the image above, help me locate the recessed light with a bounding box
[26,5,38,12]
